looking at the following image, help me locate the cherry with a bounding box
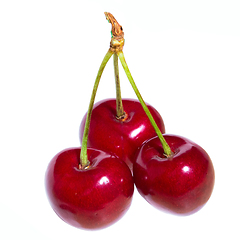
[45,17,136,229]
[45,147,134,230]
[79,98,165,170]
[133,134,215,215]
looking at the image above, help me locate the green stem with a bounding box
[117,51,172,157]
[113,53,125,119]
[80,50,114,168]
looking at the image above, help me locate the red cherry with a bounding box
[80,98,165,170]
[45,147,134,230]
[133,134,215,215]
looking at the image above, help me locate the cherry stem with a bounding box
[113,53,125,119]
[80,50,114,168]
[117,51,172,157]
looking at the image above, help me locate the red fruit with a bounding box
[133,134,215,215]
[45,147,134,230]
[80,98,165,171]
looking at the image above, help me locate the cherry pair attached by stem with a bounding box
[45,12,215,231]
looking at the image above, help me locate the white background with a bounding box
[1,0,240,239]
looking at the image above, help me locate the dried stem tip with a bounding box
[104,12,124,52]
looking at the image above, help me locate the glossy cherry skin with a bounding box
[45,147,134,230]
[80,98,165,171]
[133,134,215,215]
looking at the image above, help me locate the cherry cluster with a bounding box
[45,13,215,230]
